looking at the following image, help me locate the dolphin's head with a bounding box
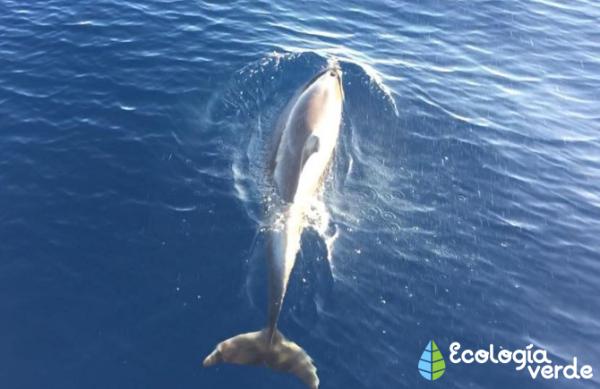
[299,65,344,124]
[327,64,344,103]
[302,64,344,104]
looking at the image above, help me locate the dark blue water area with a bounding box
[1,1,600,388]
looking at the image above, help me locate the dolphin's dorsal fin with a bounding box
[301,135,320,169]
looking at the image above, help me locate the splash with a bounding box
[305,195,339,267]
[356,61,399,117]
[210,50,402,296]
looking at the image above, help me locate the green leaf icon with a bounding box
[418,340,446,381]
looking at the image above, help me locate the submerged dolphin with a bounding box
[203,65,344,388]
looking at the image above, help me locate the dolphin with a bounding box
[203,65,344,388]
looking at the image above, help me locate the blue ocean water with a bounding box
[1,0,599,388]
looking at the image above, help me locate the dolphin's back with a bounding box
[273,76,334,202]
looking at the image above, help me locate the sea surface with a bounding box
[1,1,599,388]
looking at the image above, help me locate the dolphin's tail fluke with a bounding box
[203,328,319,389]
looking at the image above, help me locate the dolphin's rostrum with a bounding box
[204,64,344,389]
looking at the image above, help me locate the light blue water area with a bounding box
[1,1,599,388]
